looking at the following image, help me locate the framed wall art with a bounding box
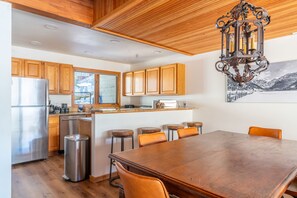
[226,59,297,103]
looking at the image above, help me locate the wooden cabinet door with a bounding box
[160,64,176,94]
[123,72,133,96]
[146,67,159,95]
[59,64,73,94]
[133,70,146,95]
[44,62,59,94]
[11,58,24,77]
[48,116,59,152]
[24,60,43,78]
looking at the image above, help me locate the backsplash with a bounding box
[49,95,72,107]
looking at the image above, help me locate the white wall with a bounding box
[131,35,297,140]
[0,2,12,197]
[12,46,132,106]
[92,110,193,177]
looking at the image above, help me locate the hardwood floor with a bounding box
[12,155,119,198]
[11,154,293,198]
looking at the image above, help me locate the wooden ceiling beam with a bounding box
[6,0,297,57]
[3,0,93,27]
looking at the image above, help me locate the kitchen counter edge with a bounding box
[93,107,195,114]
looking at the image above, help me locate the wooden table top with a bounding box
[110,131,297,198]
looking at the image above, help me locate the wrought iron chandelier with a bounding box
[215,0,270,85]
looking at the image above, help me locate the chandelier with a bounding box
[215,0,270,85]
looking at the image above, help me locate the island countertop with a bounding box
[93,107,194,114]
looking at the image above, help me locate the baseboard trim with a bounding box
[89,172,118,183]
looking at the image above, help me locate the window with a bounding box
[73,68,120,107]
[74,72,95,104]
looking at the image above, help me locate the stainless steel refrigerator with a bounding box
[11,77,49,165]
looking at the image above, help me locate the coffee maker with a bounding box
[61,103,69,113]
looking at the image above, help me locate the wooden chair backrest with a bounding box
[138,132,167,147]
[248,126,282,140]
[115,162,170,198]
[177,127,199,139]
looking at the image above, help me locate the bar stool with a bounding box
[139,127,161,134]
[166,124,184,141]
[108,129,134,187]
[186,122,203,134]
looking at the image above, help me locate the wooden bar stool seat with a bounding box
[111,129,134,137]
[108,129,134,187]
[166,124,184,141]
[186,122,203,134]
[139,127,161,134]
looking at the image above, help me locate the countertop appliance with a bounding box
[59,114,87,151]
[11,77,48,165]
[152,99,177,109]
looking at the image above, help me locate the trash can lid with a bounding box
[65,134,89,141]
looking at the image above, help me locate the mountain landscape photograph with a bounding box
[227,60,297,102]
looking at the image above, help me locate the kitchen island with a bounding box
[89,108,194,182]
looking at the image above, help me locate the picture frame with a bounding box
[226,59,297,103]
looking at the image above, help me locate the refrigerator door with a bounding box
[11,106,48,164]
[11,77,48,107]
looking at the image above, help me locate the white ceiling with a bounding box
[12,9,179,64]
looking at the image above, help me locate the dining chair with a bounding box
[115,161,171,198]
[248,126,297,197]
[138,132,167,147]
[248,126,282,139]
[177,127,199,139]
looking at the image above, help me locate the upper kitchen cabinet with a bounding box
[133,70,145,96]
[44,62,59,94]
[59,64,74,95]
[24,60,43,78]
[11,58,24,77]
[160,63,185,95]
[146,67,160,95]
[123,72,133,96]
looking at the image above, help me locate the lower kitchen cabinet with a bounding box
[48,115,60,153]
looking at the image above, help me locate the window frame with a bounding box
[72,67,121,108]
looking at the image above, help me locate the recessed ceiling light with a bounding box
[110,40,120,44]
[154,50,162,54]
[44,24,58,30]
[30,41,42,46]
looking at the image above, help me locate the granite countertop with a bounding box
[49,107,195,116]
[93,107,194,114]
[49,112,91,117]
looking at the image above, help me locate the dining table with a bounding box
[109,131,297,198]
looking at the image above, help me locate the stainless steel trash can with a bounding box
[63,134,90,182]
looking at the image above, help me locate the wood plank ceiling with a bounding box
[4,0,93,27]
[5,0,297,56]
[92,0,297,56]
